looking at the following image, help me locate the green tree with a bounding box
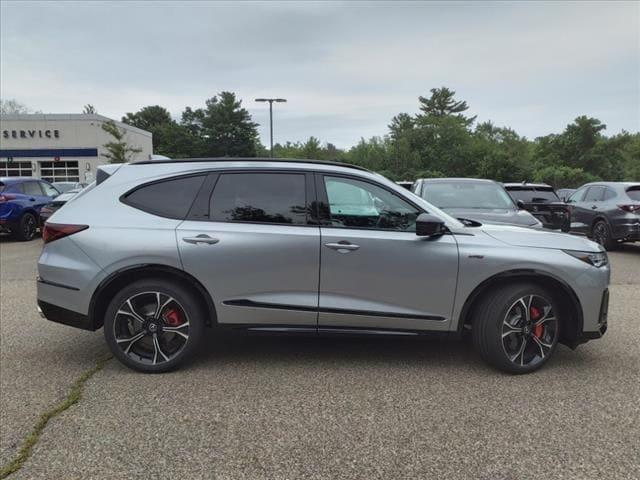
[101,120,142,163]
[122,105,194,157]
[417,87,476,127]
[180,92,259,157]
[83,104,97,114]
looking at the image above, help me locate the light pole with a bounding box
[255,98,286,157]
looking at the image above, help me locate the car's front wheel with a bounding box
[472,283,560,374]
[104,279,205,373]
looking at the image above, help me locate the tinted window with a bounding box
[324,176,419,231]
[422,182,515,209]
[584,186,605,202]
[40,182,59,197]
[124,175,206,219]
[210,173,307,225]
[568,188,586,203]
[506,187,559,203]
[23,182,43,196]
[626,186,640,201]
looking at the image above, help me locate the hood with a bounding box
[442,207,539,227]
[480,223,602,252]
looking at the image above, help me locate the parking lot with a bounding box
[0,237,639,479]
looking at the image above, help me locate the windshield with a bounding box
[507,187,559,203]
[421,182,515,210]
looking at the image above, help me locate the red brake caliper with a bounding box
[530,306,543,338]
[162,308,183,327]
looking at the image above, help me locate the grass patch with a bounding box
[0,353,112,479]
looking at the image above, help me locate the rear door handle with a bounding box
[182,234,219,245]
[324,242,360,253]
[591,205,598,210]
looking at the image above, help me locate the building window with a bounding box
[0,161,33,177]
[40,161,80,183]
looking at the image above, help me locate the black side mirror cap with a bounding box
[516,199,526,209]
[416,213,446,237]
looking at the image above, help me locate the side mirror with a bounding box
[516,199,525,209]
[416,213,445,237]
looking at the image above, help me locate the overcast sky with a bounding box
[1,1,638,147]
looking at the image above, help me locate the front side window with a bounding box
[123,174,206,219]
[422,182,515,210]
[584,186,605,202]
[324,176,419,231]
[40,182,60,197]
[210,173,307,225]
[568,187,586,203]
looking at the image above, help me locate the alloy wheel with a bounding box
[593,222,608,247]
[501,294,558,368]
[23,215,36,240]
[113,291,190,366]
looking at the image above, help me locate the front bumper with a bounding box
[579,288,608,343]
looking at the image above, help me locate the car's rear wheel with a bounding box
[104,279,205,373]
[472,283,560,374]
[592,220,615,250]
[13,212,37,241]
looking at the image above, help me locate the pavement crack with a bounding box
[0,353,113,479]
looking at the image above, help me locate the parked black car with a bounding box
[566,182,640,249]
[412,178,542,228]
[504,183,571,232]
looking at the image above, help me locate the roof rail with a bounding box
[129,157,370,172]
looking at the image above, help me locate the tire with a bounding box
[12,212,38,241]
[472,283,560,374]
[592,220,615,251]
[104,278,206,373]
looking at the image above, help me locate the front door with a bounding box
[177,171,320,327]
[316,174,459,332]
[573,186,604,234]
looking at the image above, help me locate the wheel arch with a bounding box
[458,269,584,349]
[89,264,217,330]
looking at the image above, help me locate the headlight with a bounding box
[563,250,608,268]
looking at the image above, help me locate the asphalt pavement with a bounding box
[1,236,639,479]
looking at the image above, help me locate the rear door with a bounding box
[177,170,321,328]
[316,173,458,333]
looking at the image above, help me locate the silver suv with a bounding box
[37,159,610,374]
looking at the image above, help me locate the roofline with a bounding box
[416,177,499,183]
[129,157,371,172]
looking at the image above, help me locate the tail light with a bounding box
[618,204,640,213]
[42,223,88,244]
[0,194,17,203]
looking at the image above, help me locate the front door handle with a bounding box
[591,205,598,210]
[182,234,220,245]
[324,241,360,253]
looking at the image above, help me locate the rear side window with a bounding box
[603,188,617,201]
[584,186,605,202]
[209,173,307,225]
[123,175,206,219]
[626,186,640,201]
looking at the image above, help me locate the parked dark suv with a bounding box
[503,183,571,232]
[567,182,640,249]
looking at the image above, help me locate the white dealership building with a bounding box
[0,114,152,183]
